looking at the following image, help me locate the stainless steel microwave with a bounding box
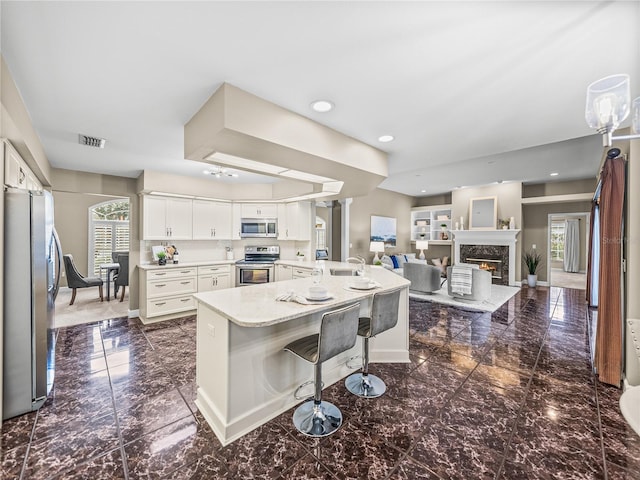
[240,218,277,238]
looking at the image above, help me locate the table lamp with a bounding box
[369,241,385,264]
[416,240,429,260]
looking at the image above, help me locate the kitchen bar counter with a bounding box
[193,265,410,445]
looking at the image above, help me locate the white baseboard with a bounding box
[128,308,140,318]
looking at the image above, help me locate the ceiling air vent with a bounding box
[78,134,106,148]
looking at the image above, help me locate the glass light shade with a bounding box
[632,96,640,134]
[369,241,385,253]
[585,74,630,132]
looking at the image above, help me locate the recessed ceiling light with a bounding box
[550,172,559,176]
[378,135,394,143]
[421,189,426,193]
[310,100,334,113]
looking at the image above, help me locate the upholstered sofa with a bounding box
[446,265,492,302]
[403,262,443,294]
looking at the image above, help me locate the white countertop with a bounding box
[193,265,409,327]
[138,260,236,271]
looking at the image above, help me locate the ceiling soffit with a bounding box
[184,83,388,200]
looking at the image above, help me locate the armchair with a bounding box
[446,266,491,302]
[63,254,104,305]
[403,262,442,294]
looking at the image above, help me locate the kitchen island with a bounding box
[193,263,410,445]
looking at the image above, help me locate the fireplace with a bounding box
[460,244,509,285]
[451,229,520,286]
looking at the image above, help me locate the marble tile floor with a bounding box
[2,287,639,479]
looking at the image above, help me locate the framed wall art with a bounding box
[370,215,397,247]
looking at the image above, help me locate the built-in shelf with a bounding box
[411,204,452,242]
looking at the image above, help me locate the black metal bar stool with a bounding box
[283,302,360,437]
[345,289,401,398]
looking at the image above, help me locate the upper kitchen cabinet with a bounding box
[3,140,42,191]
[241,203,277,218]
[192,200,232,240]
[142,195,193,240]
[277,202,311,241]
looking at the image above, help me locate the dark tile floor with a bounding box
[2,286,640,479]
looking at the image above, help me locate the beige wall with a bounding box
[523,178,597,197]
[626,138,640,384]
[52,169,140,309]
[54,192,127,287]
[349,188,413,262]
[452,182,523,279]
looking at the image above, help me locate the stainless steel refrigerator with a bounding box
[3,188,61,419]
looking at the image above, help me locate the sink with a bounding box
[620,386,640,438]
[330,268,357,276]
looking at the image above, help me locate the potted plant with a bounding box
[523,250,543,287]
[156,251,167,266]
[296,251,305,262]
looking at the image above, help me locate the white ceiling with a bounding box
[2,1,639,197]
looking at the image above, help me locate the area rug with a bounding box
[409,280,520,313]
[54,287,129,328]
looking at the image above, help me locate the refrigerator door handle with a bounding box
[52,227,62,301]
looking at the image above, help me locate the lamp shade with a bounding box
[585,74,630,132]
[415,240,429,250]
[369,241,385,253]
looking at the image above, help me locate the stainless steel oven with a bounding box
[236,263,275,286]
[235,245,280,287]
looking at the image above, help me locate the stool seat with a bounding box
[284,302,360,438]
[284,334,320,364]
[345,289,401,398]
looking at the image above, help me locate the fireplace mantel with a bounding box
[451,229,521,286]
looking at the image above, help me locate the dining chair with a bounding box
[63,254,104,305]
[113,253,129,302]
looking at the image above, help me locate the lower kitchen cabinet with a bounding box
[140,266,198,323]
[276,263,313,281]
[197,265,231,292]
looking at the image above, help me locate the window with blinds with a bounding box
[89,200,130,276]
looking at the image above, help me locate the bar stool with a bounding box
[345,289,401,398]
[283,303,360,437]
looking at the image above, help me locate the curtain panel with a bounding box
[563,219,580,273]
[594,156,626,387]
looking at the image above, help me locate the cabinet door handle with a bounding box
[180,298,190,303]
[213,228,216,236]
[155,302,166,306]
[180,270,191,274]
[155,272,167,276]
[155,284,166,288]
[180,281,191,285]
[211,228,214,237]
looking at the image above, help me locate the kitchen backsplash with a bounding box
[140,239,311,264]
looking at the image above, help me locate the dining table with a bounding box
[99,262,120,301]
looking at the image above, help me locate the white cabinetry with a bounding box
[292,266,313,278]
[411,204,452,244]
[192,200,232,240]
[231,203,242,240]
[143,196,193,240]
[3,140,42,191]
[277,202,311,240]
[140,267,198,322]
[241,203,277,218]
[197,265,231,292]
[276,264,293,281]
[276,263,313,281]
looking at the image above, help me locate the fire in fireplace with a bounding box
[460,244,509,285]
